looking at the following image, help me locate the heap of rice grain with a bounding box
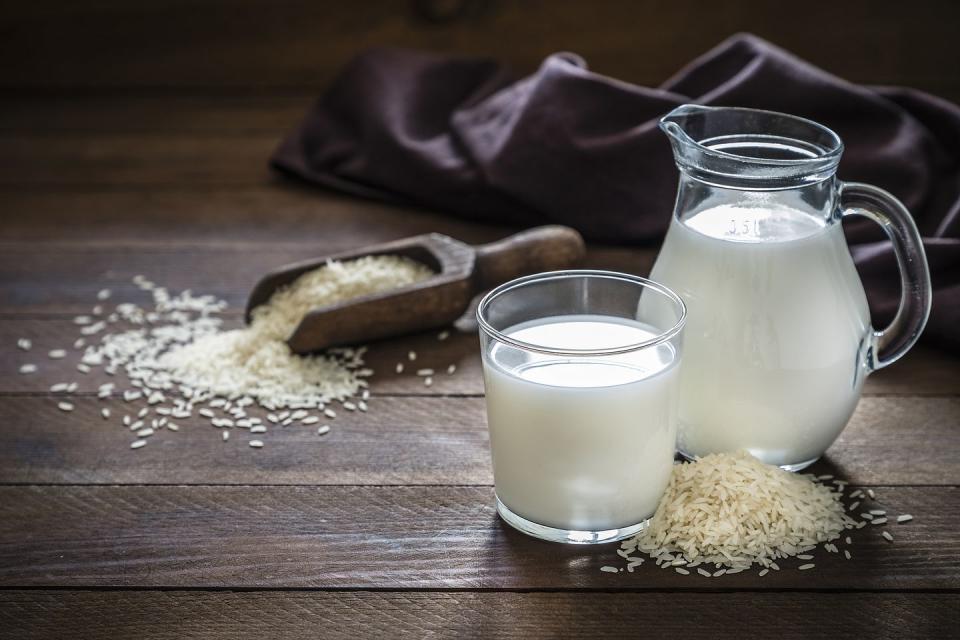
[620,451,857,572]
[24,255,434,449]
[159,255,434,406]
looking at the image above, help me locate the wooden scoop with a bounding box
[246,225,586,354]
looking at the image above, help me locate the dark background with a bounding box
[2,0,958,100]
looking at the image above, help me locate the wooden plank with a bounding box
[1,590,957,639]
[3,314,957,397]
[0,393,956,486]
[0,187,515,245]
[0,243,645,314]
[0,134,277,187]
[0,95,312,134]
[0,484,955,589]
[0,315,486,396]
[0,396,492,486]
[1,1,958,100]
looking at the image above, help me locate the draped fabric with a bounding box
[272,34,960,352]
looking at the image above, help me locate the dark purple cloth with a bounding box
[272,34,960,353]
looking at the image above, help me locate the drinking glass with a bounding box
[476,270,686,544]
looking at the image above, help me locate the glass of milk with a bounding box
[649,104,932,470]
[476,270,686,544]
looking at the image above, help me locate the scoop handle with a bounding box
[473,225,586,292]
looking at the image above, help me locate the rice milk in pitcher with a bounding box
[648,105,931,470]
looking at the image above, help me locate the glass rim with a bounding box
[476,269,687,357]
[661,105,845,167]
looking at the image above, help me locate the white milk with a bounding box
[481,315,678,531]
[648,205,871,467]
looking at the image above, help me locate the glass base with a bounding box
[677,449,821,472]
[495,496,649,544]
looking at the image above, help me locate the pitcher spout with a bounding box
[658,104,843,189]
[659,104,714,156]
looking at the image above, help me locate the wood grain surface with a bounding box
[0,485,956,589]
[1,591,957,640]
[1,4,959,632]
[0,394,956,486]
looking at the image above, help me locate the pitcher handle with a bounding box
[840,182,932,371]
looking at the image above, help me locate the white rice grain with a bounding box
[618,451,853,572]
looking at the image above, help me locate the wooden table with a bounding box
[2,96,959,639]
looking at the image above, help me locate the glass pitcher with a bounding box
[648,105,931,470]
